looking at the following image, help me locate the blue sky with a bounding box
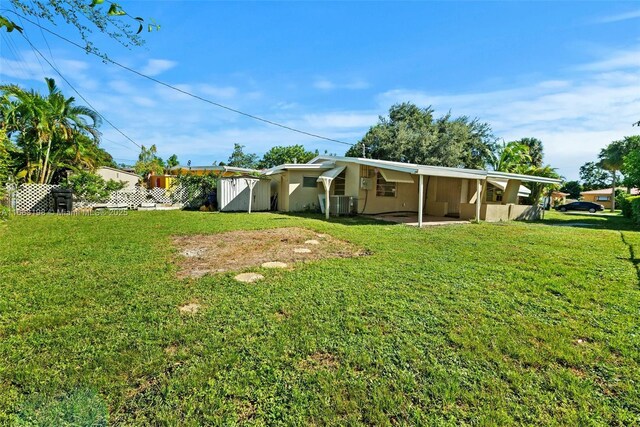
[1,1,639,180]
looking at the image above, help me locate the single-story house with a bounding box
[265,155,561,223]
[580,187,639,209]
[96,166,139,191]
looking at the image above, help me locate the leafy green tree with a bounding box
[1,78,103,184]
[227,143,258,169]
[579,161,609,191]
[166,154,179,169]
[622,150,640,190]
[258,145,318,169]
[134,144,164,178]
[346,103,496,169]
[61,170,125,202]
[560,180,582,199]
[2,1,158,56]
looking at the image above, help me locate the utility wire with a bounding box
[20,31,143,149]
[4,10,355,147]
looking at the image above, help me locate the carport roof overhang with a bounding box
[487,171,561,185]
[310,155,561,184]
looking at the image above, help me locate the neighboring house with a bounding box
[265,155,561,223]
[96,166,139,191]
[147,165,262,190]
[147,174,175,190]
[169,165,260,176]
[580,187,639,209]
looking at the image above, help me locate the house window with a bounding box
[334,171,346,196]
[376,172,396,197]
[302,176,317,188]
[595,196,610,201]
[485,186,503,202]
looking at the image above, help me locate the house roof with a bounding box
[308,155,562,184]
[97,166,139,179]
[580,187,639,195]
[169,165,260,174]
[263,162,335,176]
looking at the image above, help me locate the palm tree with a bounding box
[490,141,532,173]
[518,137,544,168]
[0,78,102,184]
[599,140,626,212]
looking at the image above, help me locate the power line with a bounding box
[19,31,143,149]
[3,10,356,147]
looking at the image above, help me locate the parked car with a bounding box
[555,201,604,213]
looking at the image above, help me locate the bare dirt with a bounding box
[298,352,339,371]
[173,227,365,279]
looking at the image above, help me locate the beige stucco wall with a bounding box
[358,175,420,214]
[460,203,541,221]
[96,167,138,191]
[280,170,323,212]
[509,204,541,220]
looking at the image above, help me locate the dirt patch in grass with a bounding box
[173,227,366,278]
[298,352,339,371]
[178,302,200,314]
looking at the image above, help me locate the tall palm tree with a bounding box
[599,140,626,212]
[0,78,102,184]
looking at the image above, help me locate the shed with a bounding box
[217,176,271,212]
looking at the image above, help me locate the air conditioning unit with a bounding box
[329,196,358,216]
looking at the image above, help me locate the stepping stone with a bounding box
[179,303,200,314]
[293,248,312,254]
[316,234,326,238]
[304,239,320,245]
[262,261,288,269]
[235,272,264,283]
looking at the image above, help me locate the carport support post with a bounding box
[418,175,424,227]
[475,179,482,222]
[323,180,330,220]
[245,178,259,213]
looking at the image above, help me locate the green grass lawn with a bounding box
[1,210,639,425]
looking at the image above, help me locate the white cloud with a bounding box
[377,46,640,180]
[594,9,640,24]
[313,77,369,91]
[139,59,177,76]
[301,112,378,129]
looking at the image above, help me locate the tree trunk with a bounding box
[40,139,52,184]
[611,171,616,212]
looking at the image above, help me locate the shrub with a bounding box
[174,172,219,209]
[630,196,640,224]
[61,171,125,203]
[620,196,634,218]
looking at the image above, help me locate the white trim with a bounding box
[309,155,561,185]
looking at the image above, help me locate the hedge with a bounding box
[622,195,640,224]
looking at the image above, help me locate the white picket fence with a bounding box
[6,183,202,213]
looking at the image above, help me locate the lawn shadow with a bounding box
[620,232,640,287]
[272,212,390,226]
[536,212,638,232]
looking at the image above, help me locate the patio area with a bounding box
[371,213,470,227]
